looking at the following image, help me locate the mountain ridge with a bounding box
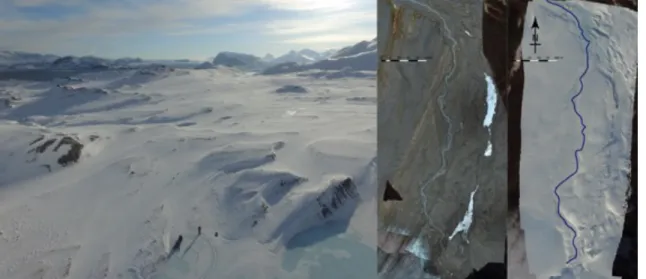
[0,38,377,73]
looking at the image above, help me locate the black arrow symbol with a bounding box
[530,17,541,54]
[383,180,403,201]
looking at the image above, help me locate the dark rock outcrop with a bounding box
[316,178,359,220]
[29,138,57,154]
[54,136,84,166]
[27,134,86,167]
[274,85,308,94]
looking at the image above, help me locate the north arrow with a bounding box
[530,17,541,54]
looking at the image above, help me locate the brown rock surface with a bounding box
[377,0,506,278]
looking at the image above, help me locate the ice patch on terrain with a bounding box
[448,185,479,243]
[404,237,430,260]
[483,74,497,157]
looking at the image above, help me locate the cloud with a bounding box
[266,11,374,35]
[258,0,359,12]
[10,0,82,7]
[0,0,375,56]
[0,1,252,36]
[282,33,374,45]
[0,0,372,35]
[263,6,374,50]
[11,0,55,7]
[166,22,262,36]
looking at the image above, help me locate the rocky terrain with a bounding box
[377,0,506,278]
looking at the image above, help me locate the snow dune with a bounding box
[0,67,377,279]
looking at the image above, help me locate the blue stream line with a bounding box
[543,0,591,264]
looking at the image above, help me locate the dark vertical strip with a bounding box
[611,71,637,279]
[483,0,528,277]
[482,0,526,214]
[506,0,528,218]
[482,0,522,278]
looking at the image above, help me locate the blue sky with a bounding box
[0,0,376,60]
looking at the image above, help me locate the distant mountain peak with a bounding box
[212,51,266,71]
[268,49,322,66]
[297,48,318,55]
[330,38,377,59]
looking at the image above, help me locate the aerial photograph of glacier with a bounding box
[377,0,637,278]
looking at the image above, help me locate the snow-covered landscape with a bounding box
[515,1,636,278]
[0,42,378,279]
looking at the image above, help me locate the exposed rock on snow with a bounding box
[0,127,98,185]
[274,85,308,94]
[254,176,362,248]
[316,177,359,219]
[27,134,86,167]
